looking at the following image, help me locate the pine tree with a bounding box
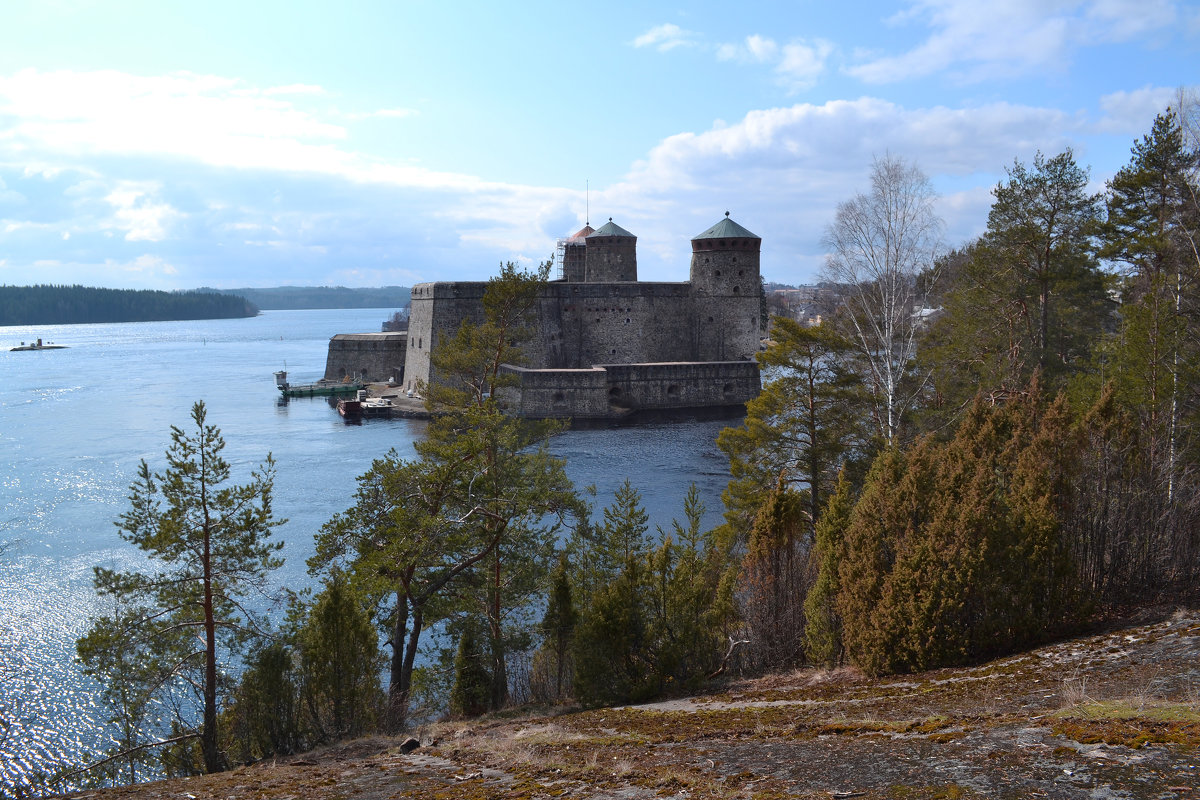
[978,149,1108,383]
[311,263,580,731]
[717,318,868,539]
[77,401,284,778]
[1100,110,1200,496]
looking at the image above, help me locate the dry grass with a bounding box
[56,605,1200,800]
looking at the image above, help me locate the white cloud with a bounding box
[345,107,420,120]
[104,181,182,242]
[632,23,698,52]
[848,0,1180,84]
[118,254,178,276]
[595,97,1094,282]
[716,35,834,92]
[777,40,836,91]
[1096,86,1178,133]
[718,34,780,63]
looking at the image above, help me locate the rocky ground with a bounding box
[57,608,1199,800]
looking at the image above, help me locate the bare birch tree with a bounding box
[823,154,943,446]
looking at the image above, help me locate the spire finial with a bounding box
[725,210,730,217]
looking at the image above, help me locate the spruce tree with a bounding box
[449,619,492,718]
[296,571,383,741]
[572,482,653,707]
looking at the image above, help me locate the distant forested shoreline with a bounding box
[0,285,258,326]
[201,285,412,310]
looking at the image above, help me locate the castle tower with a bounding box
[561,224,593,282]
[584,218,637,282]
[689,213,762,361]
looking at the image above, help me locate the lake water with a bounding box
[0,309,736,788]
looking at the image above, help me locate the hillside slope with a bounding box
[58,609,1199,799]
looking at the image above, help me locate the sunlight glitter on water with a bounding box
[0,310,738,789]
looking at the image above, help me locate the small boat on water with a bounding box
[275,370,362,397]
[10,338,67,351]
[338,391,396,419]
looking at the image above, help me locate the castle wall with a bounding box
[603,361,760,410]
[323,332,407,383]
[403,214,764,416]
[405,281,487,392]
[498,366,610,418]
[500,361,760,418]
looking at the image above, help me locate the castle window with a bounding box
[611,349,617,355]
[732,287,739,295]
[667,385,680,399]
[722,383,733,395]
[715,270,721,277]
[738,269,744,276]
[625,318,630,324]
[595,318,600,323]
[708,316,714,322]
[552,392,567,407]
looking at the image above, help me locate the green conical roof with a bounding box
[587,218,636,238]
[693,213,759,240]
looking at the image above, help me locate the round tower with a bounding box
[689,212,760,296]
[690,213,762,361]
[584,218,637,282]
[561,223,593,282]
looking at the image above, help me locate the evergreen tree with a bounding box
[738,477,809,670]
[977,150,1108,383]
[802,469,855,667]
[920,151,1111,417]
[449,618,492,718]
[1100,110,1200,494]
[572,482,653,707]
[296,572,383,741]
[77,402,284,778]
[648,485,732,690]
[833,385,1082,676]
[223,642,300,764]
[717,318,869,539]
[534,554,577,702]
[311,263,580,731]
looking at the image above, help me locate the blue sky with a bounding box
[0,0,1196,290]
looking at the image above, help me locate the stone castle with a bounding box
[324,214,763,420]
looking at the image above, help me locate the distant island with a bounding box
[0,285,258,326]
[200,285,412,310]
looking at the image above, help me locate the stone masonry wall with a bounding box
[323,332,407,383]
